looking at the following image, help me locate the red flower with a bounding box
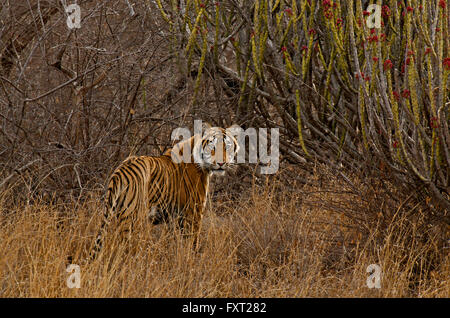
[368,35,379,43]
[363,10,370,16]
[355,72,367,80]
[380,33,386,41]
[425,47,432,55]
[407,50,414,56]
[281,46,287,53]
[308,28,316,35]
[382,5,391,17]
[405,57,412,65]
[322,0,332,9]
[443,57,450,70]
[383,59,393,70]
[199,2,206,8]
[393,140,399,148]
[372,57,379,62]
[401,89,410,98]
[439,0,446,9]
[393,91,400,101]
[285,8,293,16]
[436,27,441,32]
[406,6,413,12]
[430,117,439,129]
[336,18,343,27]
[324,10,333,19]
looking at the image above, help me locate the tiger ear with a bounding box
[202,122,212,132]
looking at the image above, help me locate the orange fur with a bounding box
[89,126,239,260]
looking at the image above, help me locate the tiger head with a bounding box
[168,122,240,175]
[193,124,240,176]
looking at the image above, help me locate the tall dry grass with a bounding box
[0,168,448,297]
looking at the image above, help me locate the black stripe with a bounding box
[122,164,140,182]
[115,184,130,214]
[125,182,138,210]
[134,157,148,172]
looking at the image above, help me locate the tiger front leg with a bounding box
[115,214,137,255]
[90,212,136,261]
[89,207,114,261]
[181,207,203,250]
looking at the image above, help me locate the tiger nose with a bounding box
[217,162,225,167]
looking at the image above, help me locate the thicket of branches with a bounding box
[0,1,194,203]
[153,0,449,213]
[0,1,448,218]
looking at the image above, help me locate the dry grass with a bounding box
[0,169,448,297]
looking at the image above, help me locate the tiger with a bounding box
[89,123,240,260]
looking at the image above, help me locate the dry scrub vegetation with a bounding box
[0,166,448,297]
[0,1,449,298]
